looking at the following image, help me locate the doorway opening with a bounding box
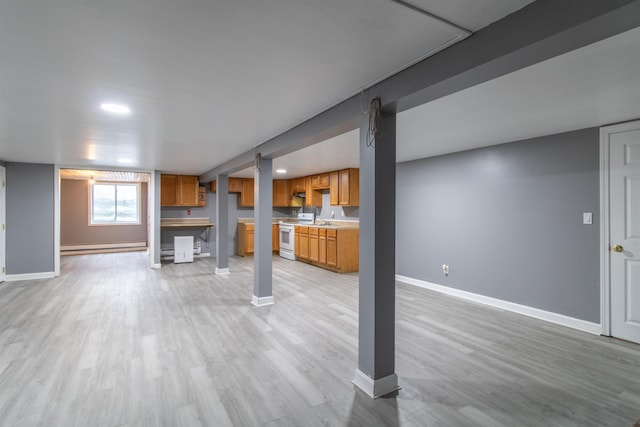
[59,169,151,257]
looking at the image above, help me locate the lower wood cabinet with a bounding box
[298,226,309,260]
[326,229,338,268]
[272,224,279,252]
[295,225,358,273]
[309,227,319,262]
[237,223,280,256]
[319,228,327,264]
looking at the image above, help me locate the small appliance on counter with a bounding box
[278,212,315,260]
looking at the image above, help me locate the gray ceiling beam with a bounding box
[200,0,640,183]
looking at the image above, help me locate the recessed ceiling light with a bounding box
[118,158,133,164]
[276,169,287,174]
[100,103,131,114]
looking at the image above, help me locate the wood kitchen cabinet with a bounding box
[326,229,337,267]
[240,178,254,207]
[272,224,279,252]
[308,227,319,262]
[210,177,244,193]
[161,174,178,206]
[338,168,359,206]
[304,177,322,207]
[311,173,330,189]
[238,223,254,255]
[273,180,290,207]
[161,174,200,207]
[329,171,339,206]
[319,228,327,264]
[298,226,309,260]
[295,225,358,273]
[294,226,300,258]
[290,177,305,193]
[237,222,280,256]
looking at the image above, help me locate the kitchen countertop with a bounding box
[161,218,214,228]
[236,218,359,229]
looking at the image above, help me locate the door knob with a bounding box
[611,244,623,253]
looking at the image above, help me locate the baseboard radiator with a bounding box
[61,241,147,255]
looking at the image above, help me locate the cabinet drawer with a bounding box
[309,227,319,236]
[327,229,337,238]
[244,224,254,231]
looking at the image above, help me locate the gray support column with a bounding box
[215,174,230,274]
[353,110,398,398]
[153,170,161,268]
[252,157,274,306]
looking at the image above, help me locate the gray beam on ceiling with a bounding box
[200,0,640,182]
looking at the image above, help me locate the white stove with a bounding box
[279,212,315,260]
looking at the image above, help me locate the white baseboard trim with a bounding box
[352,370,399,398]
[61,241,146,251]
[215,267,230,275]
[5,271,56,281]
[396,275,601,335]
[251,295,274,307]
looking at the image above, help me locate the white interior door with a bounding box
[609,124,640,344]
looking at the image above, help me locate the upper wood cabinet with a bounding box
[329,171,339,206]
[240,178,254,207]
[161,174,200,207]
[290,177,305,193]
[210,177,244,193]
[338,168,359,206]
[273,180,290,207]
[179,176,199,206]
[229,177,244,193]
[305,176,322,207]
[161,174,178,206]
[311,173,330,189]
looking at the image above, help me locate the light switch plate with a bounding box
[583,212,592,225]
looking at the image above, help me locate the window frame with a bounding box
[89,181,142,226]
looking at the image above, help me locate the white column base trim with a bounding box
[251,295,274,307]
[5,271,55,281]
[352,370,399,398]
[396,274,601,335]
[152,263,162,269]
[215,267,230,275]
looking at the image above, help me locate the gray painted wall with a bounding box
[316,192,359,221]
[6,162,55,274]
[396,128,600,322]
[60,179,148,245]
[160,189,293,256]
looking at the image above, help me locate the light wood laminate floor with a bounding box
[0,252,639,426]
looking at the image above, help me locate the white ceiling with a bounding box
[396,25,640,161]
[243,24,640,178]
[0,0,534,175]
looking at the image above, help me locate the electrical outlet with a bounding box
[442,264,449,276]
[582,212,592,225]
[196,241,201,249]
